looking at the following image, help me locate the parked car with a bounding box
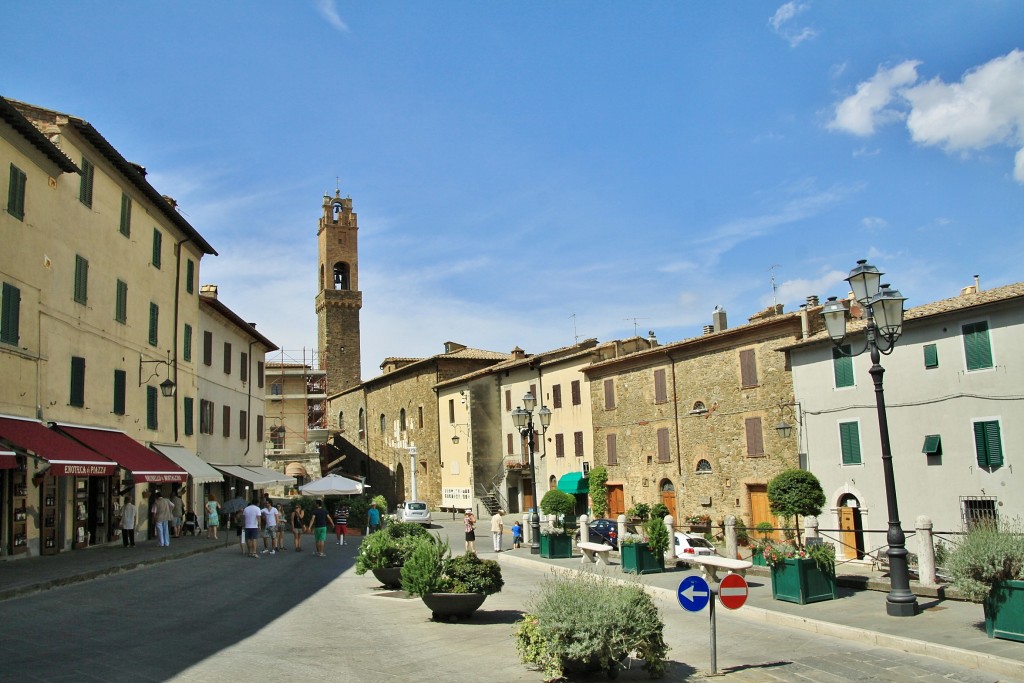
[395,501,432,526]
[674,532,718,557]
[581,518,637,550]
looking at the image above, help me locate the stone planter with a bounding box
[983,579,1024,642]
[371,566,403,589]
[540,533,573,559]
[421,592,487,620]
[770,557,836,604]
[620,542,665,575]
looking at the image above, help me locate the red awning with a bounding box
[54,424,187,483]
[0,415,116,476]
[0,451,18,469]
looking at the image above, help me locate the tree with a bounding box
[540,489,576,528]
[767,469,826,546]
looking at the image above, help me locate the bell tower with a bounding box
[316,189,363,394]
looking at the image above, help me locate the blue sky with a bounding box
[4,2,1023,379]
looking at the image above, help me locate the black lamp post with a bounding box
[823,259,917,617]
[511,391,551,555]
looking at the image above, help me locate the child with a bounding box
[512,521,523,549]
[183,509,199,536]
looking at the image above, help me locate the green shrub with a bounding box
[643,517,670,556]
[649,503,670,520]
[441,553,504,595]
[735,519,750,547]
[401,535,448,597]
[540,489,576,528]
[767,469,825,538]
[628,503,651,521]
[354,523,431,575]
[589,466,608,518]
[947,517,1024,602]
[514,571,668,679]
[400,534,503,597]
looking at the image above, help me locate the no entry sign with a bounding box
[718,573,749,610]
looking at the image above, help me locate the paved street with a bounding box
[0,521,1021,682]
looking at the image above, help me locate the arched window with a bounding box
[696,459,712,473]
[338,411,344,431]
[380,413,386,433]
[691,401,706,414]
[400,408,407,431]
[549,475,557,490]
[319,264,325,291]
[358,408,365,434]
[333,262,349,290]
[660,480,675,493]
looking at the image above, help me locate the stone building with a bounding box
[263,348,328,491]
[316,190,361,396]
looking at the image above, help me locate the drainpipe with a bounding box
[667,351,682,477]
[172,236,194,443]
[243,339,256,456]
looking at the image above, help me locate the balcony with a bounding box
[504,454,529,470]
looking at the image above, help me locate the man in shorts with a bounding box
[333,505,348,545]
[261,500,279,554]
[243,497,262,558]
[307,499,331,557]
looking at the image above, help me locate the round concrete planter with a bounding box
[421,592,486,620]
[371,566,403,589]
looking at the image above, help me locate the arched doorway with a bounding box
[659,479,677,520]
[838,494,865,560]
[395,463,406,503]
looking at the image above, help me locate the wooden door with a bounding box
[839,506,865,560]
[748,485,776,539]
[523,479,534,513]
[608,485,625,517]
[660,490,677,520]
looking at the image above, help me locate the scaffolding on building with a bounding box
[264,348,329,458]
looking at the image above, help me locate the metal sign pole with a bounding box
[709,589,717,675]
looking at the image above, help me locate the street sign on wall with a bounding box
[718,573,749,610]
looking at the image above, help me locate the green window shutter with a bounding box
[146,385,158,430]
[74,255,89,304]
[113,369,126,415]
[183,397,194,436]
[115,279,128,324]
[974,421,1003,468]
[8,163,27,220]
[148,303,159,346]
[1,282,21,345]
[963,322,993,371]
[833,345,854,387]
[186,259,194,294]
[922,434,942,455]
[70,356,86,407]
[79,158,94,207]
[923,344,938,369]
[119,193,132,236]
[839,422,861,465]
[183,323,193,362]
[152,229,162,268]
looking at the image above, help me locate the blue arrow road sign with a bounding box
[677,575,711,612]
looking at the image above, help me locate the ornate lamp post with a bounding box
[511,391,551,554]
[823,259,917,617]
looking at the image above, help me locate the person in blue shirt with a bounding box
[512,521,523,549]
[367,502,381,533]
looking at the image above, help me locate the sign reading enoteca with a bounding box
[50,462,116,477]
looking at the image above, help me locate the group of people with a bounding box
[235,498,374,558]
[116,489,206,549]
[463,509,523,554]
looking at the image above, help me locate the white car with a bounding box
[395,500,432,526]
[674,532,718,557]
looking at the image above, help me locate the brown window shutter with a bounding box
[223,405,231,438]
[505,390,511,411]
[740,349,758,388]
[555,433,565,457]
[552,384,562,409]
[745,417,764,456]
[604,379,615,409]
[507,433,513,455]
[654,368,667,403]
[575,431,584,457]
[607,433,617,465]
[657,427,670,462]
[571,380,581,405]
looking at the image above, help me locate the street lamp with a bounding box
[139,351,176,397]
[511,391,551,555]
[823,259,917,617]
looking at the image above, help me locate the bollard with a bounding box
[724,516,737,560]
[664,515,675,559]
[804,515,819,543]
[578,513,589,548]
[917,516,937,587]
[522,512,532,545]
[617,514,627,548]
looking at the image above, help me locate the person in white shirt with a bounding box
[242,498,262,558]
[490,510,505,552]
[261,501,279,554]
[120,497,137,548]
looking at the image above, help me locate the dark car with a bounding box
[582,518,637,550]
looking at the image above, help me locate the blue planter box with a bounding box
[770,557,835,604]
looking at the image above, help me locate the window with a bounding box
[603,379,615,409]
[74,255,89,304]
[240,352,248,382]
[833,345,854,388]
[552,384,562,409]
[222,405,231,437]
[185,259,195,294]
[183,324,192,362]
[555,433,565,457]
[270,383,283,396]
[183,397,194,436]
[657,427,670,462]
[448,399,455,424]
[148,303,159,346]
[571,380,581,406]
[199,399,214,435]
[574,431,584,457]
[380,414,385,433]
[70,356,85,407]
[654,369,668,403]
[115,279,128,324]
[963,497,998,530]
[1,282,21,345]
[79,157,94,207]
[839,421,862,465]
[745,417,764,457]
[923,343,939,369]
[152,229,162,269]
[270,426,285,450]
[119,193,132,237]
[606,433,617,465]
[505,389,511,412]
[146,386,158,429]
[113,369,126,415]
[223,342,232,374]
[239,410,248,440]
[739,349,758,388]
[962,321,993,371]
[418,406,423,430]
[7,163,26,220]
[696,459,712,473]
[257,361,264,388]
[358,409,364,436]
[507,433,514,455]
[399,408,406,431]
[922,434,942,455]
[973,420,1003,469]
[203,331,213,366]
[256,414,264,442]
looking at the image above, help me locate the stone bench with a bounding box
[578,541,613,565]
[683,555,752,582]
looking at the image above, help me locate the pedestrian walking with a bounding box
[243,497,262,558]
[306,499,331,557]
[512,520,523,549]
[367,502,381,534]
[152,491,172,547]
[291,504,306,552]
[334,505,348,545]
[205,493,221,540]
[261,500,279,554]
[490,509,504,552]
[275,504,286,551]
[235,510,246,555]
[464,509,477,554]
[121,497,136,548]
[170,490,184,538]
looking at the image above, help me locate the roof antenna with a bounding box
[768,264,781,308]
[624,317,649,337]
[570,313,579,344]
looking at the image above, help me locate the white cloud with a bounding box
[772,270,847,307]
[861,216,888,231]
[828,60,920,136]
[315,0,349,33]
[769,2,817,47]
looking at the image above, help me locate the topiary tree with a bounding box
[540,489,576,528]
[767,469,825,547]
[588,466,608,518]
[649,503,670,521]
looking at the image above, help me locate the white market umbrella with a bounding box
[299,473,367,496]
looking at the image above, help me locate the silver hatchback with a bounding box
[396,500,432,526]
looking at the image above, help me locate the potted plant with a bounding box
[767,469,826,542]
[649,503,670,521]
[749,521,775,566]
[401,535,504,620]
[764,539,836,604]
[514,571,668,680]
[539,489,575,558]
[947,517,1024,642]
[620,519,669,575]
[685,514,711,532]
[627,502,651,522]
[354,521,430,588]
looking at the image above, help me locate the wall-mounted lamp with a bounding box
[775,401,801,438]
[139,350,176,397]
[451,423,469,444]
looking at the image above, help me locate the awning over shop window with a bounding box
[54,424,186,483]
[0,415,116,476]
[212,465,295,489]
[557,471,589,495]
[0,450,18,469]
[151,444,223,484]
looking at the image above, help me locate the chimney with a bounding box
[975,274,981,293]
[200,284,218,299]
[647,330,658,347]
[702,324,714,335]
[712,306,727,332]
[162,195,178,209]
[806,295,819,307]
[510,346,526,360]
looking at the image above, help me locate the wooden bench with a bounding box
[578,541,614,565]
[682,555,752,582]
